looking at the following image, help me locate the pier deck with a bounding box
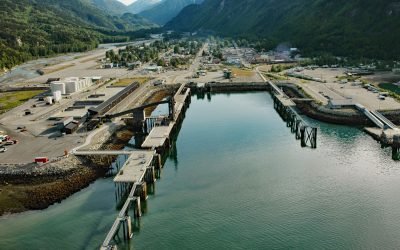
[113,150,155,183]
[141,123,174,148]
[141,84,190,149]
[275,94,296,107]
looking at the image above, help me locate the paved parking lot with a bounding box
[288,68,400,110]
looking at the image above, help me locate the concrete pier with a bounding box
[364,127,400,160]
[101,84,192,249]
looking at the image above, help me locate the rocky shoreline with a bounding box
[0,87,172,216]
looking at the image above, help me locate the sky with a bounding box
[117,0,136,5]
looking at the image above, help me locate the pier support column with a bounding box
[392,135,400,160]
[132,109,145,132]
[295,120,301,139]
[300,126,307,147]
[311,127,317,149]
[392,147,400,160]
[134,197,142,218]
[291,116,297,133]
[139,182,148,201]
[146,166,156,183]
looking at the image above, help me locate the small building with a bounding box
[127,61,142,70]
[56,116,74,129]
[328,99,355,109]
[104,63,114,69]
[144,66,162,73]
[64,122,78,134]
[46,78,60,84]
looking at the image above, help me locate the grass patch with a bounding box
[0,90,44,114]
[378,83,400,101]
[379,83,400,95]
[336,75,361,81]
[263,73,287,81]
[230,67,255,77]
[112,77,151,87]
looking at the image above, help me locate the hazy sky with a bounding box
[117,0,136,5]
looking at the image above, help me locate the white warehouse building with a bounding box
[50,77,95,96]
[50,82,66,95]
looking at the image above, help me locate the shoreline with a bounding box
[0,82,398,216]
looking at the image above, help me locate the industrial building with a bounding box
[88,82,140,117]
[64,121,79,134]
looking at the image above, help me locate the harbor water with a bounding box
[1,92,400,249]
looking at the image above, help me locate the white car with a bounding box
[0,147,7,153]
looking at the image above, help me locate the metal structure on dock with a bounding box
[270,82,317,148]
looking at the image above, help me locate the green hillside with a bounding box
[166,0,400,59]
[0,0,156,71]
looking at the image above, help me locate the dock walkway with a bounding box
[113,150,154,183]
[142,84,191,149]
[101,83,191,249]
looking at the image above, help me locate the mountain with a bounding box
[166,0,400,59]
[127,0,162,14]
[37,0,154,30]
[139,0,203,25]
[84,0,128,15]
[0,0,156,71]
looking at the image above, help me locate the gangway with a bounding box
[355,104,384,129]
[370,111,398,130]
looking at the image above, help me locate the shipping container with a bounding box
[35,157,49,163]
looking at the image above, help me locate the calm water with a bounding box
[1,92,400,249]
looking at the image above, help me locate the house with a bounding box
[104,63,113,69]
[144,66,162,73]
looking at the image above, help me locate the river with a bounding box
[1,92,400,249]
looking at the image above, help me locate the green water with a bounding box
[1,92,400,249]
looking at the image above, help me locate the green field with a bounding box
[111,77,151,87]
[379,83,400,95]
[0,90,44,113]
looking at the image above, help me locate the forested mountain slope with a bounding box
[166,0,400,59]
[0,0,156,70]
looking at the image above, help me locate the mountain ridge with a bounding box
[139,0,203,25]
[166,0,400,59]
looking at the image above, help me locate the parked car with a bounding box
[0,147,7,153]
